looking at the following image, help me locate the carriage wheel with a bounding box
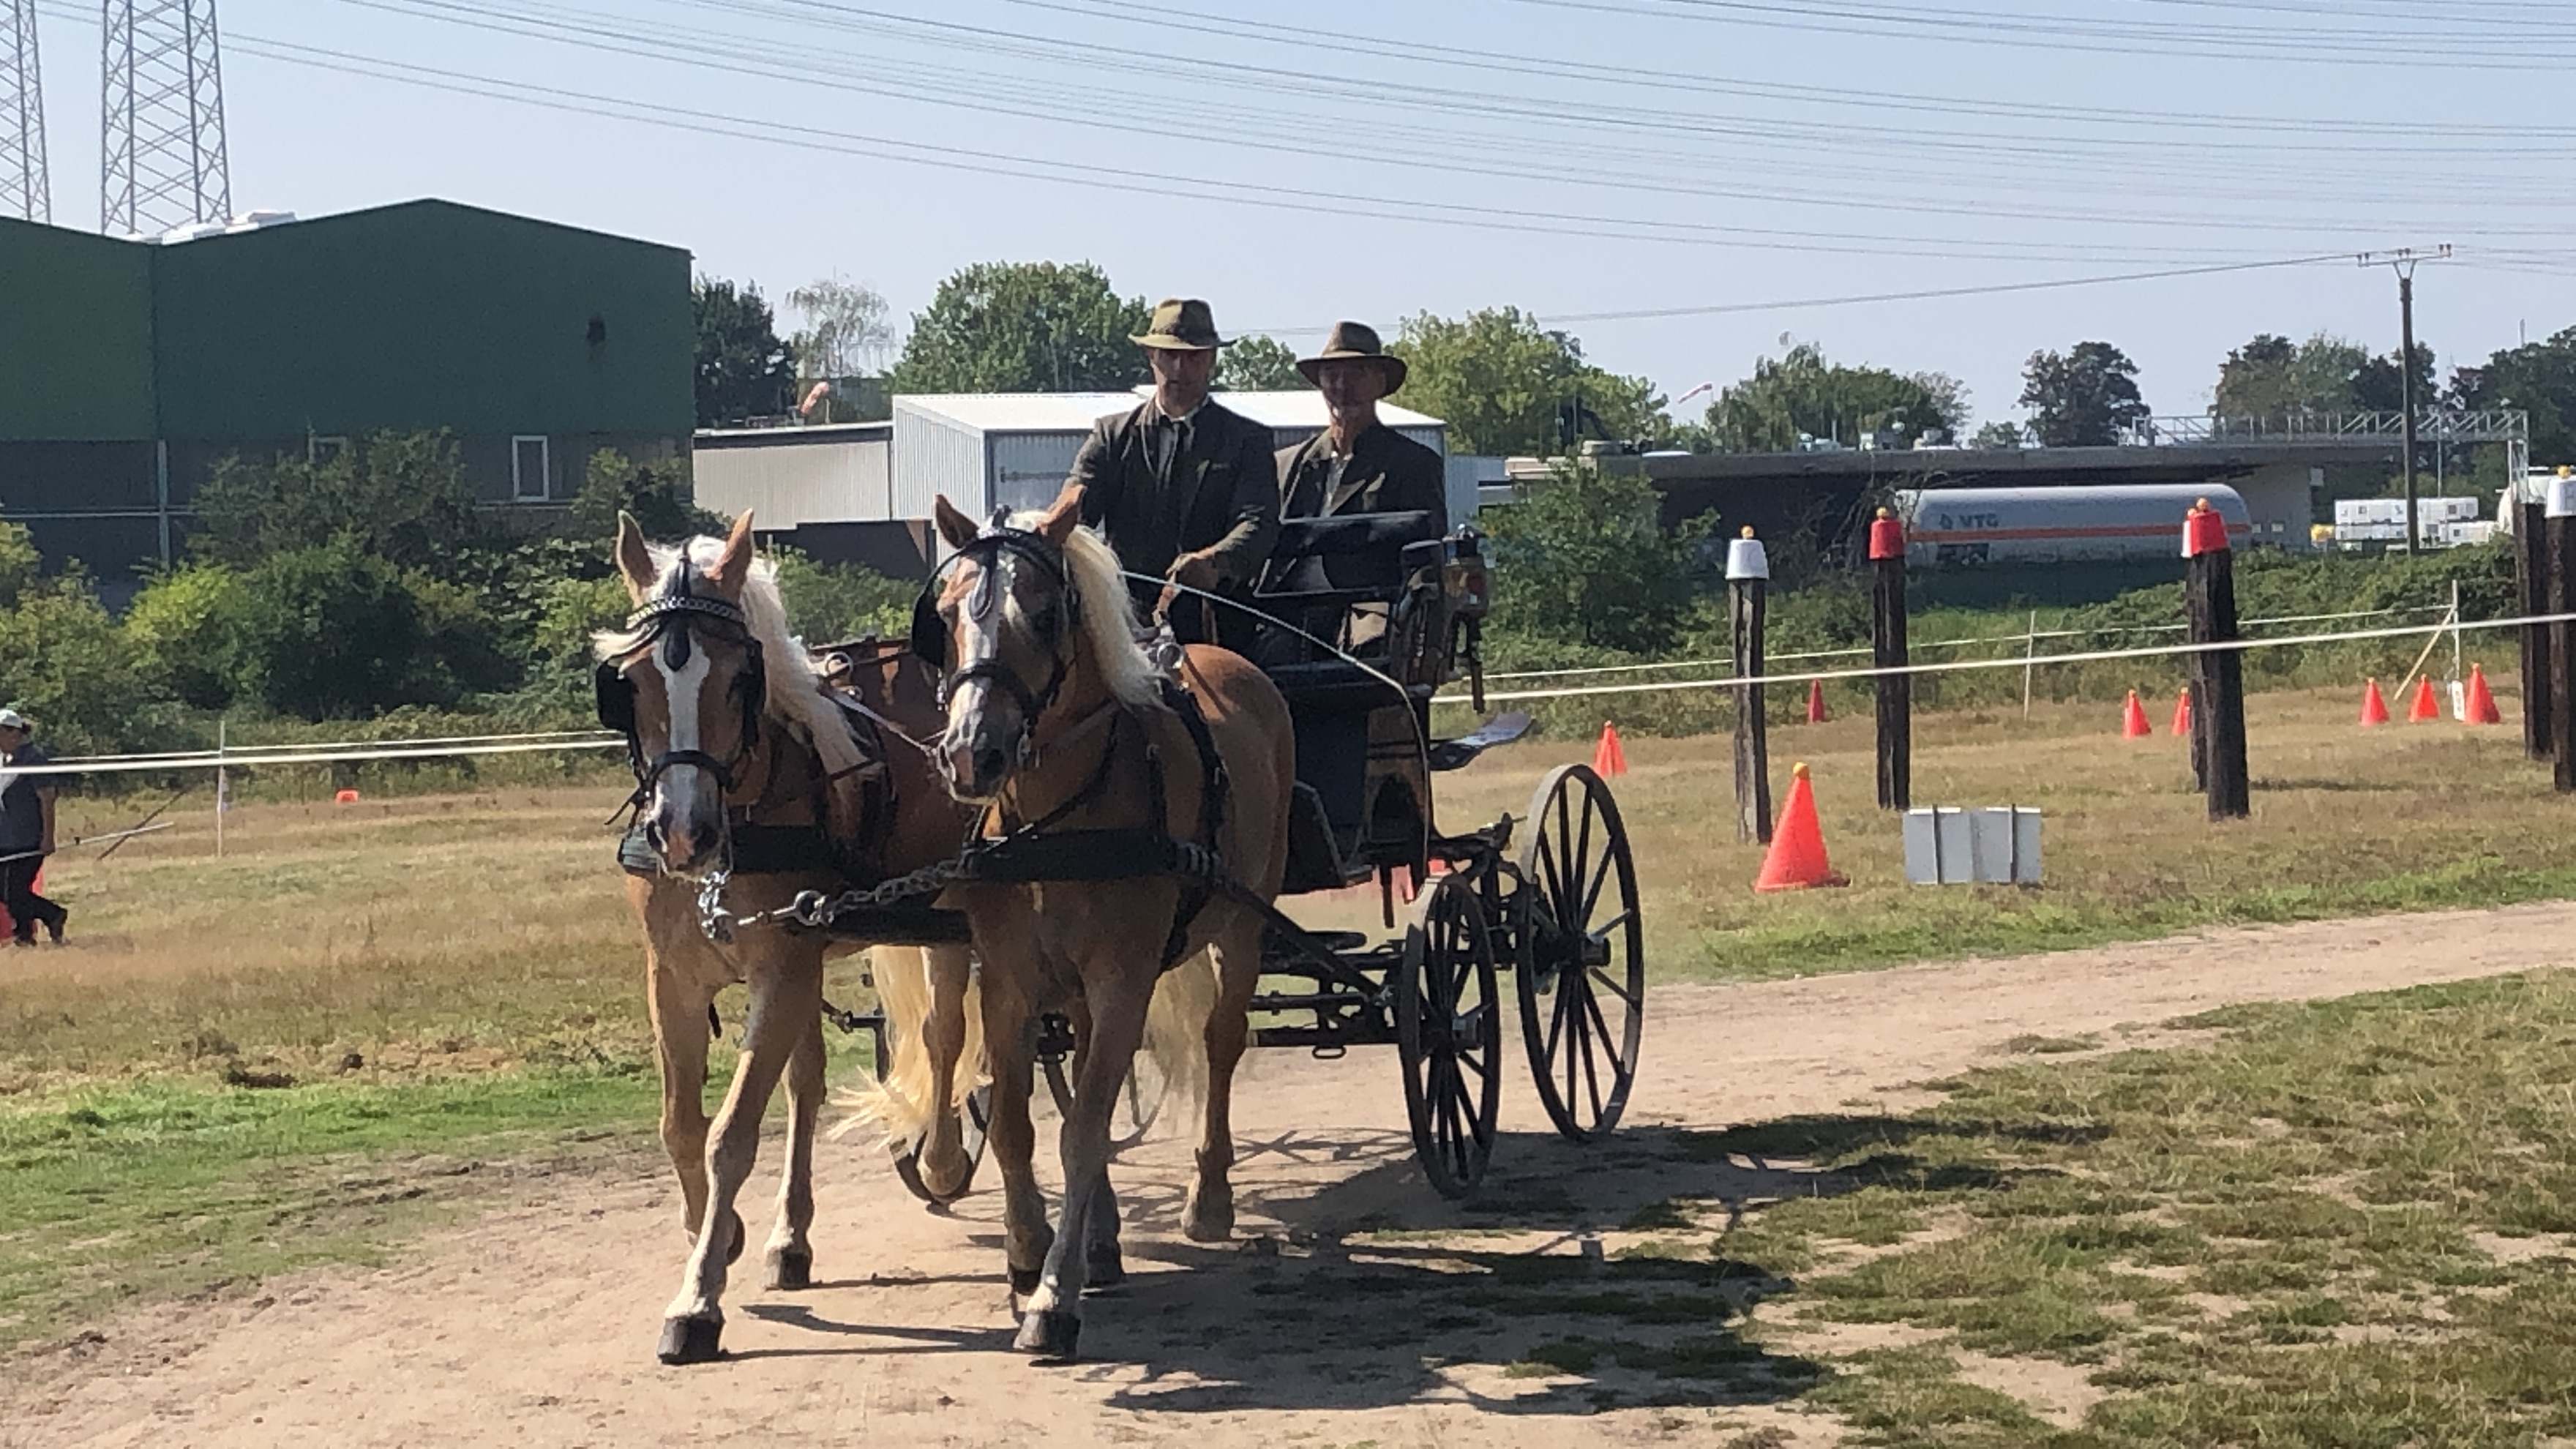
[869,1016,993,1205]
[1043,1044,1172,1153]
[1396,872,1502,1199]
[1516,763,1646,1144]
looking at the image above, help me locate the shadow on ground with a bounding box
[726,1110,2070,1418]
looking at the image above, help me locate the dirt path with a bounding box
[14,902,2572,1448]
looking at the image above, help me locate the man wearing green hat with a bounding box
[1066,298,1280,635]
[1267,321,1448,654]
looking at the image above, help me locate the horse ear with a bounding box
[709,510,757,594]
[613,512,657,602]
[1035,482,1085,545]
[932,495,979,550]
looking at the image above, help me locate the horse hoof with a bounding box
[1008,1265,1043,1296]
[765,1246,812,1292]
[1084,1240,1126,1294]
[1181,1202,1234,1244]
[1014,1309,1081,1360]
[656,1314,724,1366]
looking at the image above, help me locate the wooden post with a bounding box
[2524,485,2556,761]
[1868,508,1910,812]
[1729,527,1773,845]
[2182,501,2250,820]
[2548,476,2576,792]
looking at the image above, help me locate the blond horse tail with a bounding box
[1138,948,1216,1125]
[829,946,983,1147]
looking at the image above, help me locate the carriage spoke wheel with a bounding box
[869,1017,993,1205]
[1044,1044,1173,1154]
[1396,872,1502,1199]
[1517,763,1645,1144]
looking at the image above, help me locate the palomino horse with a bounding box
[919,483,1295,1360]
[596,511,977,1365]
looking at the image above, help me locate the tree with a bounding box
[1217,334,1306,392]
[572,449,727,542]
[785,276,896,380]
[124,564,256,709]
[1969,420,2024,450]
[1480,461,1704,654]
[2020,342,2149,446]
[885,261,1150,394]
[1704,342,1955,453]
[228,541,508,719]
[1392,307,1667,457]
[192,431,484,575]
[2212,332,2389,419]
[694,276,798,427]
[2454,325,2576,466]
[2353,341,2436,416]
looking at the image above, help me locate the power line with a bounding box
[299,0,2576,243]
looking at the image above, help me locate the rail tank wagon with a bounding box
[1895,484,2252,566]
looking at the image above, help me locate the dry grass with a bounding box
[1434,672,2575,978]
[4,674,2572,1090]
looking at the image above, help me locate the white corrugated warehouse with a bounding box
[692,390,1459,574]
[892,390,1451,523]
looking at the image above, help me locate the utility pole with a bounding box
[0,0,44,222]
[2359,246,2451,555]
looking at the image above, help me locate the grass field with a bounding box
[1454,970,2576,1445]
[4,675,2575,1366]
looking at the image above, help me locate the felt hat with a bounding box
[1298,321,1407,394]
[1131,298,1229,351]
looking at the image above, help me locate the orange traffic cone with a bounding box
[1806,678,1829,724]
[1592,722,1628,779]
[1753,762,1849,893]
[2466,664,2504,726]
[2170,686,2193,737]
[2122,689,2152,739]
[2408,675,2441,723]
[2359,678,2390,727]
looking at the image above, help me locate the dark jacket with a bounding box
[1066,397,1281,590]
[1276,422,1448,531]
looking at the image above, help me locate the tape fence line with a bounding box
[1476,604,2446,684]
[9,735,626,778]
[1441,610,2573,708]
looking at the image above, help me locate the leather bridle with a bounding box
[597,567,768,810]
[911,525,1080,735]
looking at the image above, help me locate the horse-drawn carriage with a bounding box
[597,492,1645,1363]
[828,506,1645,1199]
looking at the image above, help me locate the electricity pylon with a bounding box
[101,0,229,236]
[1,0,45,222]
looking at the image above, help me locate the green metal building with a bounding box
[0,199,694,580]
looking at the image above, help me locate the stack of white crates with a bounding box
[2332,497,2487,549]
[1903,808,2043,886]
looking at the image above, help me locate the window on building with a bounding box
[307,435,349,464]
[512,435,552,502]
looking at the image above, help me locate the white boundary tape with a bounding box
[8,733,625,777]
[1438,611,2576,708]
[1475,605,2449,683]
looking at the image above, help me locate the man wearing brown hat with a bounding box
[1065,298,1280,635]
[1267,321,1448,654]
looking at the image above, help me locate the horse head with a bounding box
[599,510,768,877]
[921,484,1097,803]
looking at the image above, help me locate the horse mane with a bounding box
[594,539,864,778]
[1009,513,1158,709]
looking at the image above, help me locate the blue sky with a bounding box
[29,0,2576,432]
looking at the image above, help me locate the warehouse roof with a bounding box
[893,389,1443,433]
